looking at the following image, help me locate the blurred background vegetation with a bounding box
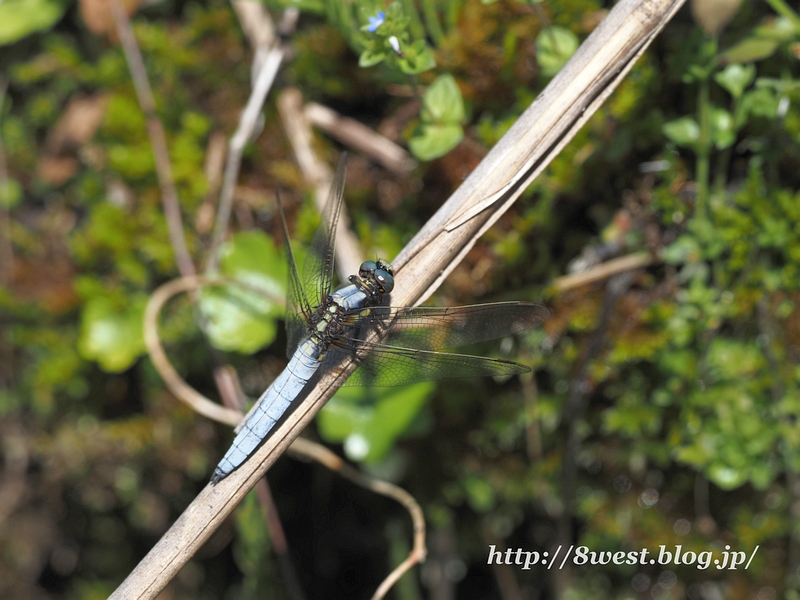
[2,0,800,598]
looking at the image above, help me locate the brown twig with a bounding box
[143,274,288,423]
[553,272,634,594]
[277,88,362,280]
[110,0,196,278]
[548,251,652,294]
[520,372,542,463]
[485,538,525,600]
[206,2,286,271]
[254,477,307,600]
[144,273,424,599]
[304,102,416,175]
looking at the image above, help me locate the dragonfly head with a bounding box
[357,259,395,294]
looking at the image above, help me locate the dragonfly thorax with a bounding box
[307,259,394,345]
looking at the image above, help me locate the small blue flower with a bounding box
[366,11,385,32]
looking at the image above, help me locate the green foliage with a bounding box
[535,26,580,78]
[0,0,68,45]
[78,293,148,373]
[199,231,285,354]
[232,492,281,597]
[318,382,434,463]
[408,73,465,160]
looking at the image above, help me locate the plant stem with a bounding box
[400,0,426,41]
[695,75,711,224]
[445,0,460,31]
[420,0,445,46]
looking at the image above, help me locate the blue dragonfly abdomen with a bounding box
[211,266,392,483]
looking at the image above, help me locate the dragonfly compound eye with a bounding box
[359,260,377,277]
[375,268,394,293]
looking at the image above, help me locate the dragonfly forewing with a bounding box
[301,154,348,310]
[338,341,532,387]
[359,302,549,351]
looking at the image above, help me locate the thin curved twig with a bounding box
[143,275,241,425]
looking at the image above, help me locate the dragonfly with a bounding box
[211,155,549,483]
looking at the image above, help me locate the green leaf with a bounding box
[662,117,700,148]
[535,26,579,78]
[421,74,465,124]
[661,234,702,264]
[397,39,436,74]
[708,106,735,149]
[359,46,387,67]
[78,295,148,373]
[199,231,285,354]
[408,122,464,160]
[714,63,755,99]
[0,0,67,46]
[463,475,495,512]
[0,178,22,208]
[705,339,764,382]
[707,463,747,490]
[317,382,434,463]
[720,38,778,64]
[742,87,779,119]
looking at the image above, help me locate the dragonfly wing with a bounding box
[302,153,348,309]
[362,302,550,351]
[336,340,531,387]
[277,192,311,357]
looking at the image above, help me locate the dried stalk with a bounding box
[277,87,363,280]
[207,1,285,271]
[110,0,196,279]
[305,102,416,175]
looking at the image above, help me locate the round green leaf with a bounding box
[0,0,67,46]
[707,463,747,490]
[421,74,465,124]
[397,39,436,75]
[408,123,464,161]
[714,63,755,99]
[200,231,285,354]
[720,38,778,64]
[535,26,579,78]
[318,382,434,463]
[742,87,779,119]
[359,46,387,67]
[78,295,148,373]
[662,116,700,148]
[0,178,22,208]
[708,106,735,149]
